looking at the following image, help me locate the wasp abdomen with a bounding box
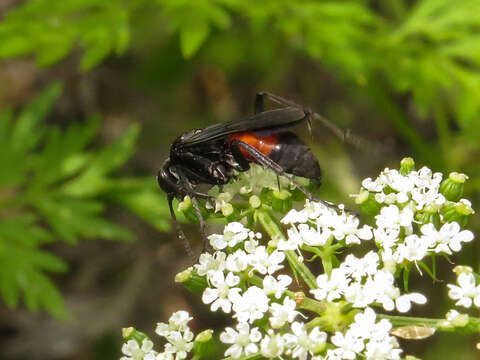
[227,132,280,160]
[269,132,322,186]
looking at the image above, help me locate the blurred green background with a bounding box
[0,0,479,359]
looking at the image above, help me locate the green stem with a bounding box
[379,314,480,334]
[302,243,342,276]
[256,210,317,289]
[247,273,326,314]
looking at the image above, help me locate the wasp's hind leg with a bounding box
[230,139,343,212]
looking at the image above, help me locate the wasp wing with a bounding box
[178,108,306,147]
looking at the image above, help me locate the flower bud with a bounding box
[122,327,149,343]
[195,329,213,343]
[355,189,381,215]
[445,310,469,327]
[399,157,415,175]
[415,204,441,228]
[273,189,291,200]
[441,200,474,226]
[178,196,192,212]
[439,172,468,201]
[249,195,261,209]
[452,265,473,275]
[175,268,208,293]
[240,186,252,195]
[221,203,234,217]
[193,329,215,358]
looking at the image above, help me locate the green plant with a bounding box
[0,83,170,319]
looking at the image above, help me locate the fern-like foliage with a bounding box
[0,84,169,319]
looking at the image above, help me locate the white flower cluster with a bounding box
[206,164,303,213]
[192,219,406,360]
[447,267,480,308]
[359,166,474,264]
[328,308,402,360]
[124,161,476,360]
[311,251,426,313]
[361,166,445,209]
[375,205,473,265]
[198,222,289,320]
[121,311,195,360]
[280,201,373,250]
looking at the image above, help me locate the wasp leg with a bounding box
[254,93,265,114]
[174,166,211,252]
[258,92,378,152]
[231,139,341,211]
[256,92,313,136]
[168,194,195,259]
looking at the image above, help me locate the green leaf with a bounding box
[180,21,209,58]
[0,82,170,319]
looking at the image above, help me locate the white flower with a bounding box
[297,223,332,247]
[208,222,250,250]
[330,331,364,359]
[421,222,474,255]
[311,268,349,302]
[244,238,260,254]
[364,337,402,360]
[156,311,193,337]
[263,274,292,299]
[281,208,309,224]
[344,281,376,308]
[362,177,383,192]
[395,293,427,313]
[375,205,413,232]
[260,330,286,358]
[121,339,155,360]
[269,297,299,328]
[195,252,226,276]
[202,271,240,313]
[220,322,262,359]
[152,353,173,360]
[330,214,372,244]
[284,322,327,360]
[340,308,402,360]
[164,329,194,360]
[279,227,304,251]
[341,252,379,281]
[368,270,399,312]
[281,201,332,225]
[231,286,270,323]
[250,247,285,275]
[348,308,392,341]
[226,250,250,273]
[395,234,429,262]
[447,272,480,308]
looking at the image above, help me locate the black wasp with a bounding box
[158,92,347,252]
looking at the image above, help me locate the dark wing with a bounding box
[178,107,306,147]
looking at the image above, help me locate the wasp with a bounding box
[158,92,355,252]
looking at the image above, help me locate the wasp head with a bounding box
[157,158,185,199]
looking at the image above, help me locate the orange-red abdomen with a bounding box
[228,132,280,160]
